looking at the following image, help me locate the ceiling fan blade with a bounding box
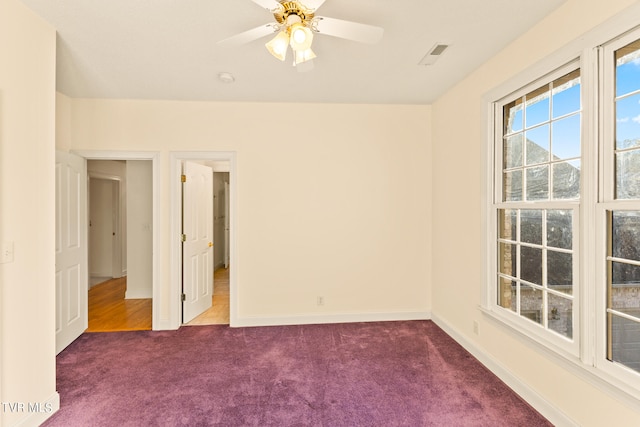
[218,24,277,46]
[313,16,383,44]
[250,0,281,11]
[302,0,326,11]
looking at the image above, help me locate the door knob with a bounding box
[208,242,213,247]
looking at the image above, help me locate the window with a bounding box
[486,19,640,395]
[602,36,640,376]
[493,65,581,353]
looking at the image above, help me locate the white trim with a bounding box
[431,313,578,427]
[233,310,431,328]
[479,304,640,409]
[12,392,60,427]
[72,150,161,330]
[595,24,640,393]
[169,151,237,329]
[487,57,583,355]
[580,44,599,368]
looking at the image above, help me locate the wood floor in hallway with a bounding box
[186,267,230,326]
[87,277,152,332]
[87,267,229,332]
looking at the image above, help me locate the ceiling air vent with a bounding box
[418,43,450,66]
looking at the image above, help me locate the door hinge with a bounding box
[181,234,186,242]
[181,293,186,302]
[181,174,186,183]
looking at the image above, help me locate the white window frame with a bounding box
[595,28,640,391]
[482,3,640,404]
[487,59,583,359]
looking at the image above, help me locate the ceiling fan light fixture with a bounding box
[220,0,383,68]
[265,30,290,61]
[289,22,313,51]
[294,47,316,65]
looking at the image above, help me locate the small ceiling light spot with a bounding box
[217,72,236,83]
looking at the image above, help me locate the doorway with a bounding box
[170,152,237,328]
[186,169,230,325]
[75,151,161,330]
[86,159,153,332]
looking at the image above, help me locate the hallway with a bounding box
[87,277,152,332]
[87,268,229,332]
[186,267,230,325]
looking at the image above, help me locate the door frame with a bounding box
[170,151,237,327]
[74,150,160,329]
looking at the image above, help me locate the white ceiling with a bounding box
[19,0,566,104]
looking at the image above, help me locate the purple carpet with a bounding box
[42,320,551,426]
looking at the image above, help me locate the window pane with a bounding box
[520,284,543,325]
[609,314,640,374]
[552,70,581,118]
[525,125,550,165]
[547,210,573,250]
[547,250,573,294]
[552,114,581,159]
[612,211,640,261]
[526,165,549,200]
[548,293,573,338]
[504,134,523,169]
[615,38,640,98]
[552,160,580,200]
[615,93,640,150]
[498,242,516,277]
[615,149,640,199]
[498,276,517,312]
[526,86,550,128]
[498,209,517,241]
[504,170,523,201]
[611,262,640,312]
[521,246,542,285]
[520,209,542,245]
[504,98,524,134]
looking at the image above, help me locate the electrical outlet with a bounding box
[317,296,324,306]
[1,241,14,264]
[473,321,479,335]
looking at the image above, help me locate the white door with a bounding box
[55,151,88,354]
[182,161,214,323]
[224,181,230,269]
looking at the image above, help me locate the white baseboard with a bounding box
[125,290,152,299]
[232,310,431,328]
[431,313,577,427]
[10,392,59,427]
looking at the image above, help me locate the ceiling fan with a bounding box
[218,0,384,67]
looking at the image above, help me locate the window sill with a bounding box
[479,304,640,411]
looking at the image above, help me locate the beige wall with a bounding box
[431,0,640,425]
[64,99,433,325]
[0,0,58,425]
